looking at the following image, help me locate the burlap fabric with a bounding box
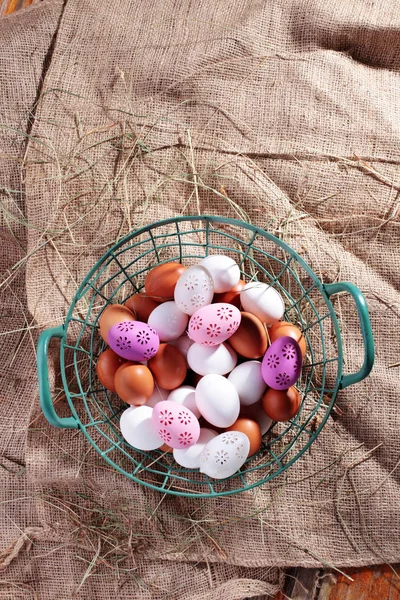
[1,0,400,597]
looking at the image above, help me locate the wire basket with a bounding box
[37,216,374,497]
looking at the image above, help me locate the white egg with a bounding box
[167,385,200,418]
[146,385,169,408]
[173,428,218,468]
[174,265,214,315]
[199,431,250,479]
[195,374,240,427]
[168,334,194,359]
[147,301,188,341]
[200,255,240,293]
[120,406,163,451]
[187,342,237,375]
[240,281,285,326]
[242,400,273,434]
[228,361,267,406]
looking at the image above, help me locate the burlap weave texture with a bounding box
[1,0,400,597]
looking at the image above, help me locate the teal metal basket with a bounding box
[37,216,374,497]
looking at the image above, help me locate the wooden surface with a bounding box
[0,0,34,16]
[1,1,399,599]
[274,565,400,599]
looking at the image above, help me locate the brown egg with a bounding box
[262,386,301,422]
[144,262,186,302]
[160,443,174,454]
[114,362,154,405]
[148,343,187,390]
[96,349,126,392]
[226,418,262,457]
[99,304,135,344]
[268,321,307,357]
[214,279,245,308]
[240,401,273,435]
[124,292,160,322]
[228,311,268,359]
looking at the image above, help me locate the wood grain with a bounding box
[1,0,34,17]
[274,565,400,599]
[319,566,400,600]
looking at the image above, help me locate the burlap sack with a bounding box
[1,0,400,597]
[0,0,63,593]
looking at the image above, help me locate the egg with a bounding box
[268,321,307,357]
[147,301,188,342]
[227,361,267,405]
[240,281,285,326]
[108,320,160,361]
[168,334,194,359]
[199,255,241,293]
[114,362,154,405]
[148,343,187,390]
[262,386,301,421]
[199,420,224,434]
[98,304,135,344]
[167,385,200,418]
[124,292,160,322]
[188,303,241,346]
[160,443,174,454]
[228,311,268,359]
[145,262,186,302]
[146,385,169,408]
[187,342,237,376]
[152,400,200,449]
[173,428,218,468]
[225,418,262,457]
[120,405,163,451]
[213,279,245,308]
[199,431,250,479]
[174,265,214,315]
[261,336,302,390]
[240,401,273,435]
[96,349,126,392]
[195,374,240,427]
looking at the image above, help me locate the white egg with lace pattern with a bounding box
[199,431,250,479]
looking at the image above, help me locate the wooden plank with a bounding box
[274,568,320,600]
[1,0,34,17]
[285,568,320,599]
[318,565,400,600]
[275,565,400,600]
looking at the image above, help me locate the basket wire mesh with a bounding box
[38,215,374,497]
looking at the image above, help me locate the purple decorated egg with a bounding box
[108,320,160,362]
[152,400,200,449]
[261,336,302,390]
[188,303,241,346]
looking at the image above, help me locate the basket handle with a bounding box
[37,326,79,429]
[323,282,374,389]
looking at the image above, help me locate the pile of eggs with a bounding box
[96,255,306,480]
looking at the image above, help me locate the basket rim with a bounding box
[59,215,343,497]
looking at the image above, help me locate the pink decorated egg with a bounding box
[261,336,302,390]
[188,303,241,346]
[108,320,160,362]
[152,400,200,449]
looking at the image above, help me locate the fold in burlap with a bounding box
[1,0,400,597]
